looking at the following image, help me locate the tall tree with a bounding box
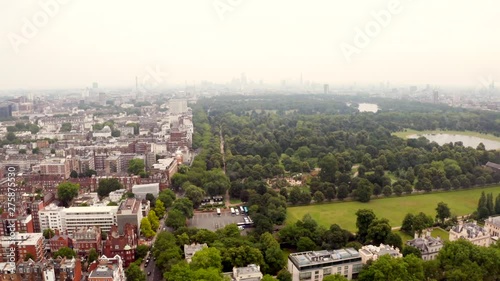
[190,247,223,272]
[140,217,155,238]
[97,178,123,198]
[165,209,186,230]
[495,194,500,215]
[155,199,166,218]
[172,198,194,219]
[356,178,373,203]
[486,193,494,216]
[128,158,145,175]
[125,263,146,281]
[53,247,76,258]
[318,153,338,183]
[367,218,392,245]
[57,182,79,207]
[184,185,206,208]
[435,202,451,225]
[356,209,376,243]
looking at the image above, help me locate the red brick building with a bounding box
[72,226,102,256]
[48,229,73,253]
[0,233,45,262]
[102,224,137,267]
[0,213,34,236]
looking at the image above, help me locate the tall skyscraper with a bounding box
[324,84,329,94]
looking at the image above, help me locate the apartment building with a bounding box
[359,244,402,264]
[39,203,118,234]
[39,159,71,179]
[116,198,142,235]
[406,231,444,261]
[0,233,45,262]
[287,248,362,281]
[72,226,102,255]
[232,264,263,281]
[87,255,125,281]
[449,222,491,247]
[485,216,500,239]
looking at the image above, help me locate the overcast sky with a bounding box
[1,0,499,90]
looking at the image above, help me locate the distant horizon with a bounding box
[2,1,499,91]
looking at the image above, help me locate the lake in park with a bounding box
[358,103,379,113]
[408,133,500,150]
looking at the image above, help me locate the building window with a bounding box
[323,268,332,275]
[299,272,312,280]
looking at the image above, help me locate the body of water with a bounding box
[408,133,500,150]
[358,103,379,113]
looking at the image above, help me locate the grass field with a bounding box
[393,129,500,142]
[287,186,500,232]
[394,228,449,244]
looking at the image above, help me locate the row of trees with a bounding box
[151,224,291,281]
[359,239,500,280]
[476,191,500,220]
[201,95,500,206]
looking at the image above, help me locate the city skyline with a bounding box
[1,0,500,90]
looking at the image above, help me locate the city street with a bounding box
[140,217,165,281]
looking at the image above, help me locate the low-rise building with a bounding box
[449,222,491,247]
[406,230,444,261]
[232,264,263,281]
[12,257,82,281]
[0,214,34,236]
[39,158,71,179]
[116,198,142,235]
[93,126,112,138]
[359,244,402,264]
[39,203,118,234]
[109,189,127,203]
[88,255,125,281]
[0,233,45,262]
[72,226,101,256]
[184,243,207,263]
[287,248,362,281]
[485,215,500,240]
[102,224,137,268]
[48,229,72,253]
[132,183,159,199]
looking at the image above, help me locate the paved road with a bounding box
[145,257,162,281]
[140,217,166,278]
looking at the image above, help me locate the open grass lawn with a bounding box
[287,186,500,232]
[431,228,449,241]
[229,198,242,204]
[393,129,500,142]
[394,230,413,244]
[394,228,449,244]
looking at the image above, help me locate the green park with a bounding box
[287,185,500,232]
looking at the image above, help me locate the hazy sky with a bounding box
[1,0,499,90]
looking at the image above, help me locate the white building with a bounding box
[88,255,125,281]
[39,203,118,234]
[184,243,207,264]
[168,99,188,114]
[485,216,500,241]
[132,183,159,199]
[109,189,127,202]
[406,231,444,261]
[288,248,362,281]
[233,264,263,281]
[449,222,491,247]
[359,244,402,264]
[93,126,112,138]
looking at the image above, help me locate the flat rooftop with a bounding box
[289,248,360,268]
